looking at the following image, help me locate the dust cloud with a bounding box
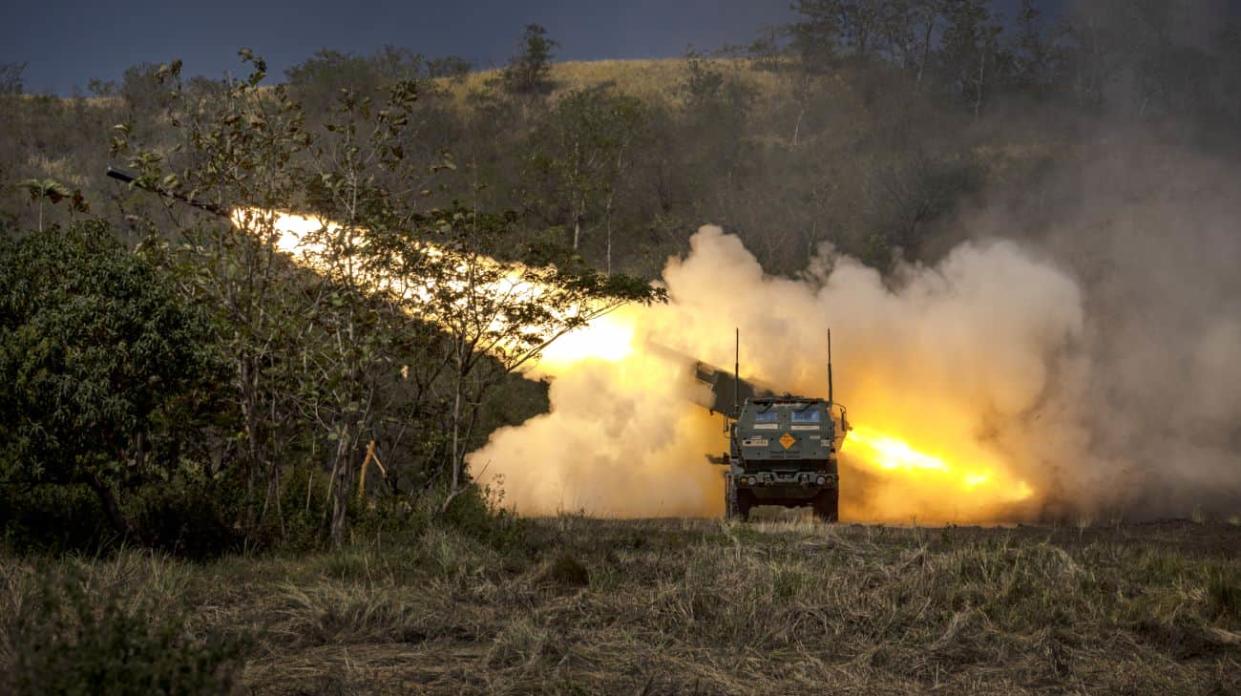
[472,226,1089,522]
[471,133,1241,524]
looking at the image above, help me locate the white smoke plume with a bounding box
[472,137,1241,524]
[473,226,1088,522]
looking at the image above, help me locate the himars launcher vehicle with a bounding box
[703,330,849,522]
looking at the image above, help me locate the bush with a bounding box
[439,483,526,551]
[0,221,222,546]
[346,481,527,554]
[4,567,248,695]
[0,484,112,553]
[125,479,244,560]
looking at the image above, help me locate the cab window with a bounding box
[791,408,822,424]
[753,408,779,423]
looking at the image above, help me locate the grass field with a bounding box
[4,516,1241,694]
[439,57,792,109]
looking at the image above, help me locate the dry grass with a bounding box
[3,519,1240,694]
[438,57,790,111]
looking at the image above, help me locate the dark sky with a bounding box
[5,0,1051,95]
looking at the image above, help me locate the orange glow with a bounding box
[845,426,1033,504]
[537,308,640,370]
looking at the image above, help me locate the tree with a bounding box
[369,204,664,500]
[120,62,170,115]
[16,178,73,231]
[117,49,662,545]
[838,0,887,60]
[116,51,315,538]
[293,78,442,547]
[675,53,753,217]
[0,221,218,538]
[1010,0,1064,100]
[879,0,945,86]
[792,0,844,70]
[525,86,647,268]
[937,0,1009,117]
[284,46,433,115]
[0,62,25,95]
[503,24,557,96]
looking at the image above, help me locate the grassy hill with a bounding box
[0,51,1032,275]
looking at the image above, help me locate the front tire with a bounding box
[813,488,839,523]
[725,478,753,522]
[725,477,741,521]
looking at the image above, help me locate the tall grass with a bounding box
[3,521,1239,694]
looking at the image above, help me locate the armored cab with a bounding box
[724,396,845,521]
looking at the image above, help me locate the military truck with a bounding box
[706,330,848,522]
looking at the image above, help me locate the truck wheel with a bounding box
[737,490,753,522]
[725,478,741,521]
[813,488,839,523]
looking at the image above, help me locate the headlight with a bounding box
[816,476,826,485]
[744,476,756,486]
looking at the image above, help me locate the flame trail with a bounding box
[237,210,1080,523]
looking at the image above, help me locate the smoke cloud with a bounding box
[471,135,1241,524]
[473,226,1090,522]
[980,139,1241,519]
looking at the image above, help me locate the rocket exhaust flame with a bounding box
[236,209,1081,524]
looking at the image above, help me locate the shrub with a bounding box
[0,483,112,553]
[125,479,244,560]
[439,483,526,551]
[4,567,248,695]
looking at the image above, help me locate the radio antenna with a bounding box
[827,329,834,406]
[734,328,740,418]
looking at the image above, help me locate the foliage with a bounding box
[0,484,109,553]
[4,567,248,695]
[104,48,661,550]
[368,201,664,495]
[284,46,465,114]
[503,24,557,96]
[0,220,220,539]
[14,177,81,231]
[0,62,23,95]
[525,85,647,263]
[120,62,174,115]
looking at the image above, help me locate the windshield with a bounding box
[753,408,779,423]
[791,408,822,424]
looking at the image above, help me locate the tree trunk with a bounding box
[604,192,615,275]
[262,461,285,539]
[329,424,352,549]
[238,359,263,529]
[917,18,934,87]
[974,51,986,119]
[86,471,136,541]
[450,352,464,493]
